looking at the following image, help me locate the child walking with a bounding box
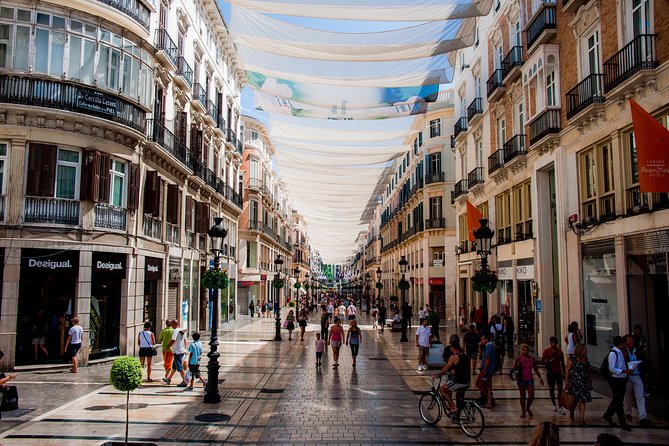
[315,333,325,367]
[186,332,207,390]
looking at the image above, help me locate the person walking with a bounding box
[602,336,632,431]
[158,319,174,380]
[338,302,347,324]
[347,301,357,322]
[63,317,83,373]
[490,315,505,374]
[512,343,544,418]
[503,313,515,351]
[541,336,566,414]
[459,305,467,331]
[565,343,592,425]
[464,324,481,374]
[415,318,432,371]
[32,309,49,362]
[371,305,378,329]
[474,306,485,334]
[164,320,188,387]
[138,321,156,382]
[476,332,495,408]
[315,333,325,367]
[319,306,329,340]
[378,302,387,332]
[185,332,206,391]
[286,310,296,341]
[298,308,309,341]
[249,300,255,318]
[565,321,582,359]
[623,334,650,426]
[346,320,362,367]
[328,317,344,368]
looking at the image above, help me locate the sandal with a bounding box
[147,378,154,382]
[69,369,77,373]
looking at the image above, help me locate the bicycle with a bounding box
[418,376,485,438]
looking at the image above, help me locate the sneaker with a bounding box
[418,365,423,371]
[176,382,187,387]
[558,406,566,415]
[640,418,652,427]
[162,377,171,385]
[184,387,193,391]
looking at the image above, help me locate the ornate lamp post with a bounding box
[375,267,382,306]
[204,217,227,403]
[305,272,310,307]
[365,272,371,314]
[399,255,409,343]
[293,267,300,311]
[273,255,284,341]
[474,219,494,270]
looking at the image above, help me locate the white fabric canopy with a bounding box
[231,7,476,61]
[239,46,453,87]
[228,0,493,21]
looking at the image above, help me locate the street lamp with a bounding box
[205,217,227,404]
[474,218,495,270]
[365,272,371,314]
[399,255,409,343]
[376,267,382,307]
[293,267,300,311]
[305,272,310,308]
[274,254,284,341]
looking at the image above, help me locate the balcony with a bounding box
[453,117,468,140]
[562,0,592,15]
[25,197,79,225]
[529,108,561,149]
[204,99,218,127]
[425,218,446,230]
[566,74,605,120]
[453,179,468,200]
[217,115,227,136]
[503,134,527,171]
[247,178,262,191]
[467,98,483,125]
[143,213,162,239]
[603,34,658,94]
[526,4,557,51]
[95,0,150,31]
[146,119,194,171]
[487,69,505,101]
[174,56,193,91]
[599,194,617,222]
[186,231,195,249]
[488,148,505,175]
[166,222,180,245]
[467,167,484,189]
[425,172,445,185]
[248,219,261,232]
[192,82,206,113]
[501,46,524,83]
[450,135,456,149]
[228,185,243,209]
[154,28,178,69]
[0,75,146,133]
[94,203,127,231]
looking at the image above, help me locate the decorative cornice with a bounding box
[570,0,601,38]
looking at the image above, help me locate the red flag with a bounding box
[630,99,669,193]
[466,200,484,242]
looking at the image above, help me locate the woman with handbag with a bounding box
[564,343,592,425]
[138,320,157,382]
[285,310,296,341]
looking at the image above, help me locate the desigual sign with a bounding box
[92,253,126,277]
[96,261,123,271]
[28,259,73,269]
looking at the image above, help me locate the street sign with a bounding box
[536,299,542,313]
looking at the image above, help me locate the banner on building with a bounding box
[466,199,483,242]
[630,99,669,193]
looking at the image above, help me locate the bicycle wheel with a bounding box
[419,393,442,425]
[458,401,485,438]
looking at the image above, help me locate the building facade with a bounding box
[0,0,244,368]
[452,0,669,387]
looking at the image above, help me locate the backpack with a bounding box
[493,325,505,347]
[600,349,620,380]
[0,386,18,411]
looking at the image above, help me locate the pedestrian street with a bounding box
[1,313,668,445]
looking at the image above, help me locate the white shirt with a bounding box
[171,328,187,354]
[347,305,357,316]
[139,330,153,348]
[338,305,346,316]
[69,325,83,344]
[608,346,627,379]
[418,309,426,319]
[416,325,432,347]
[567,332,577,354]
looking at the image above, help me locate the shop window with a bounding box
[579,141,615,222]
[429,118,441,138]
[513,181,532,240]
[496,190,512,244]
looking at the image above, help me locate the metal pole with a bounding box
[274,275,282,341]
[400,274,409,342]
[204,253,221,403]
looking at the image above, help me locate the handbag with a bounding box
[0,386,18,411]
[559,389,577,412]
[283,320,289,329]
[142,332,158,356]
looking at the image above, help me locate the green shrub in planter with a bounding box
[110,356,143,446]
[375,282,383,290]
[288,300,296,308]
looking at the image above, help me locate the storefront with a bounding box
[428,277,445,319]
[497,261,513,317]
[143,257,162,327]
[89,252,125,359]
[16,249,79,365]
[516,260,535,350]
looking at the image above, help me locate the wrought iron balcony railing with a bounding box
[96,0,150,30]
[146,119,194,171]
[467,98,483,121]
[467,167,484,188]
[488,148,505,174]
[603,34,658,93]
[453,179,468,199]
[501,46,523,80]
[487,69,504,99]
[529,109,560,146]
[425,218,446,229]
[566,74,605,119]
[154,28,178,67]
[94,203,127,231]
[526,4,557,49]
[503,134,527,163]
[453,116,468,139]
[175,56,193,89]
[425,171,445,184]
[25,196,79,225]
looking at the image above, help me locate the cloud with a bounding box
[260,78,293,99]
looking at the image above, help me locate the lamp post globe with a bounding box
[398,255,409,342]
[365,272,371,314]
[274,255,284,341]
[474,218,495,270]
[375,267,382,307]
[204,217,227,404]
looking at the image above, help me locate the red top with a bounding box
[541,346,565,375]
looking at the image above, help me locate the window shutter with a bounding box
[166,184,179,224]
[143,170,160,215]
[98,153,111,204]
[178,112,188,144]
[27,143,57,197]
[185,196,193,231]
[80,149,99,201]
[196,129,203,160]
[190,124,197,154]
[127,163,140,209]
[195,201,210,233]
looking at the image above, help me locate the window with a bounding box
[246,241,257,268]
[429,118,441,138]
[546,71,556,107]
[586,30,601,76]
[476,139,483,168]
[515,100,525,135]
[55,149,80,200]
[0,142,6,195]
[461,153,468,178]
[250,158,259,181]
[475,76,482,98]
[109,159,126,207]
[429,196,442,220]
[496,190,512,244]
[513,181,532,240]
[497,117,506,149]
[630,0,651,39]
[430,152,442,174]
[579,141,615,221]
[494,0,501,12]
[512,21,522,47]
[495,44,503,69]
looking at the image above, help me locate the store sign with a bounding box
[433,259,443,267]
[76,89,117,117]
[239,281,255,287]
[261,274,267,280]
[428,277,445,286]
[169,267,181,282]
[145,257,162,280]
[516,265,534,280]
[92,253,126,277]
[497,267,511,279]
[23,249,79,272]
[28,258,73,269]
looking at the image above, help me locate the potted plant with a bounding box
[472,269,498,293]
[106,356,153,446]
[273,278,285,289]
[293,282,302,290]
[201,268,229,290]
[375,282,383,291]
[288,300,296,308]
[397,280,410,290]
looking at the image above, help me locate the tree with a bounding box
[109,356,143,446]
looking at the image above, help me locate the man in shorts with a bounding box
[164,319,188,386]
[434,336,470,412]
[415,318,432,371]
[158,319,174,380]
[476,332,496,408]
[541,336,566,414]
[463,324,481,374]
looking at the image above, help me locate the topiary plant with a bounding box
[110,356,143,446]
[375,282,384,290]
[201,268,229,289]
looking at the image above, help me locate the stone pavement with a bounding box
[1,312,668,445]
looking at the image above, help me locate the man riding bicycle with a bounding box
[433,335,470,413]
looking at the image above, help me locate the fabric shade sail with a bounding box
[231,7,477,61]
[228,0,493,21]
